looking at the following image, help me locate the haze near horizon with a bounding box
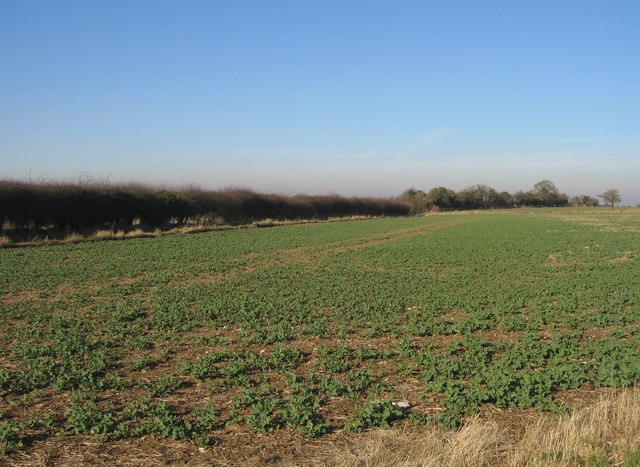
[1,1,638,204]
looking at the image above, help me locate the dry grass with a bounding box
[251,216,378,228]
[0,235,13,247]
[302,388,640,467]
[62,232,85,243]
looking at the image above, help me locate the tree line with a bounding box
[0,179,623,234]
[400,181,621,212]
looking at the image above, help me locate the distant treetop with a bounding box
[598,189,622,208]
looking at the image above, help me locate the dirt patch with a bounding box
[609,251,634,264]
[440,309,469,322]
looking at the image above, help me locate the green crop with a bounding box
[0,209,639,458]
[346,399,406,432]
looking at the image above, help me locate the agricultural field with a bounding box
[1,209,639,465]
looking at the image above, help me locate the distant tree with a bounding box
[400,188,429,213]
[427,187,457,211]
[530,180,568,207]
[570,194,601,207]
[599,189,621,208]
[579,195,599,207]
[513,190,537,207]
[533,180,559,198]
[555,193,569,207]
[496,191,514,208]
[458,184,499,209]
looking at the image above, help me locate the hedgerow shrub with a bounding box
[0,180,411,231]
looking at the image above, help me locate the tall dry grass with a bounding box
[304,388,640,466]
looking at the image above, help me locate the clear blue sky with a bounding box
[1,1,639,203]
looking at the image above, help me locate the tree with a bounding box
[496,191,513,208]
[528,180,569,207]
[570,194,599,207]
[533,180,559,198]
[599,189,621,208]
[579,195,599,207]
[532,180,566,206]
[458,184,498,209]
[513,190,537,207]
[400,188,429,213]
[427,187,457,211]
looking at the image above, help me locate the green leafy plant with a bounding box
[318,344,353,373]
[281,388,329,438]
[245,397,283,432]
[66,402,118,441]
[269,345,303,371]
[346,400,405,433]
[146,375,182,397]
[0,419,21,454]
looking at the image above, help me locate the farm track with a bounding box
[0,218,472,303]
[181,218,472,286]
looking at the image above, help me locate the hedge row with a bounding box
[0,181,411,230]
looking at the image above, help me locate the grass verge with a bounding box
[305,388,640,466]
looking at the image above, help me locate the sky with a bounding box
[1,1,639,204]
